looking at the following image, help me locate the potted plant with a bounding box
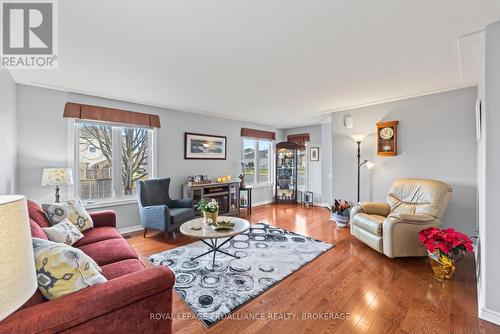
[197,198,219,223]
[418,227,474,280]
[238,162,246,188]
[329,199,352,227]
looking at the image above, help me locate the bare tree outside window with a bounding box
[121,128,149,195]
[78,123,150,201]
[79,124,113,200]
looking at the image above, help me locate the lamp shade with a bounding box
[0,195,37,321]
[41,168,73,186]
[350,134,367,143]
[365,161,376,170]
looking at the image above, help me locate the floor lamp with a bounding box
[350,135,375,203]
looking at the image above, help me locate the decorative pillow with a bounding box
[30,218,49,240]
[32,238,106,300]
[42,218,84,245]
[43,199,93,232]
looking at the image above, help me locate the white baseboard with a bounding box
[119,203,275,234]
[118,201,328,235]
[255,200,330,208]
[298,202,330,208]
[252,199,274,207]
[118,224,143,235]
[476,246,500,326]
[479,306,500,325]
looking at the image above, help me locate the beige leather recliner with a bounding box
[350,178,453,258]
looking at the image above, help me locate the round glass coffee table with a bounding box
[180,216,250,271]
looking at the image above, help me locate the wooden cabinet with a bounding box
[183,181,240,216]
[275,141,298,203]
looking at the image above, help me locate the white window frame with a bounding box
[71,119,157,208]
[296,144,309,192]
[241,137,274,187]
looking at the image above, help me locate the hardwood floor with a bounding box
[126,204,500,334]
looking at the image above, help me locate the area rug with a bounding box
[148,223,334,327]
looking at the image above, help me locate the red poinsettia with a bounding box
[418,227,474,257]
[330,199,352,217]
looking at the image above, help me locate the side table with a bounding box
[239,187,252,214]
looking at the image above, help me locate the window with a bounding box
[242,138,273,185]
[77,121,154,204]
[257,140,270,183]
[297,148,307,191]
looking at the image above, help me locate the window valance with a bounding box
[63,102,161,128]
[240,128,276,140]
[287,133,310,149]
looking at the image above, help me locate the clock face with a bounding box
[379,127,394,140]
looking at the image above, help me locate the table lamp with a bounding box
[0,195,37,321]
[41,168,73,203]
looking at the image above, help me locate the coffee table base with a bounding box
[191,236,239,271]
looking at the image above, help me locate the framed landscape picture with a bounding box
[184,132,227,160]
[310,147,319,161]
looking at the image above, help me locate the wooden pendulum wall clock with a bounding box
[376,121,398,156]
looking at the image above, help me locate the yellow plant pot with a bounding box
[203,210,218,223]
[428,252,455,280]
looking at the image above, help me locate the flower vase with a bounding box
[428,251,456,280]
[203,210,219,224]
[332,213,349,228]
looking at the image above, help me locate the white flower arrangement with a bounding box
[197,198,219,213]
[207,199,219,211]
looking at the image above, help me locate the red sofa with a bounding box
[0,200,175,334]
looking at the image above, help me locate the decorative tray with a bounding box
[209,220,235,230]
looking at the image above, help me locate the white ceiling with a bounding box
[9,1,500,128]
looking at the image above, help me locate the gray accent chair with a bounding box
[136,178,195,242]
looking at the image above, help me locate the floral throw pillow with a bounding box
[42,199,93,232]
[42,218,84,245]
[32,238,107,300]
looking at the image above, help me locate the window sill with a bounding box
[244,183,274,189]
[83,198,138,210]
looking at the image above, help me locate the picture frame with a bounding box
[184,132,227,160]
[310,147,319,161]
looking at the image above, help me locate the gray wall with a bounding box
[284,125,322,204]
[283,122,332,205]
[331,87,477,236]
[17,86,69,203]
[321,122,332,205]
[16,84,281,229]
[477,20,500,324]
[0,70,17,195]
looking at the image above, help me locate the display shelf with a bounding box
[275,141,298,203]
